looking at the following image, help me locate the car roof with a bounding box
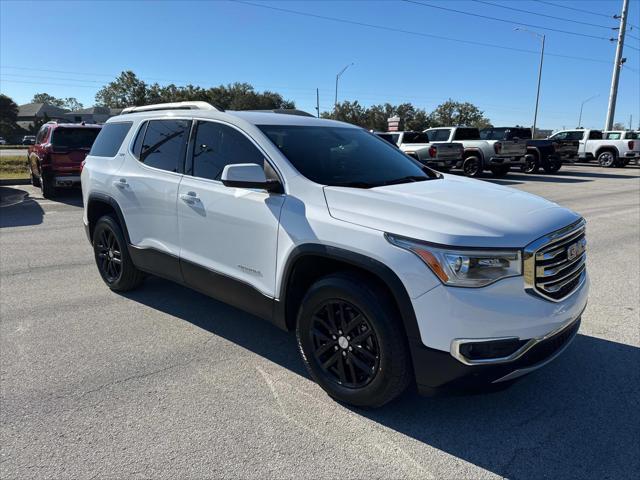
[47,123,102,129]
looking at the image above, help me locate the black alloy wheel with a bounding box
[95,227,123,284]
[310,300,380,388]
[462,156,482,177]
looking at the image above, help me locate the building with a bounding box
[17,103,69,130]
[65,106,122,124]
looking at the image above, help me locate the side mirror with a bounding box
[221,163,283,193]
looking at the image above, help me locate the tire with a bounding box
[597,150,617,168]
[92,215,144,292]
[462,155,483,177]
[40,173,56,199]
[296,273,412,408]
[521,154,539,174]
[544,161,562,174]
[30,168,41,187]
[617,158,629,168]
[490,165,510,177]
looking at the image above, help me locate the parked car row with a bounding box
[376,126,639,177]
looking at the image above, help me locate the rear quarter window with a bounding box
[89,122,133,157]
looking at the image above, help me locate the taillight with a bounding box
[494,142,502,154]
[428,146,437,158]
[629,141,635,150]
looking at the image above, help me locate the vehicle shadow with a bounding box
[122,277,639,479]
[0,186,44,227]
[45,187,84,207]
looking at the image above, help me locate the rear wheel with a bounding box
[296,273,412,407]
[490,165,510,177]
[544,161,562,174]
[40,173,56,199]
[521,154,539,174]
[462,156,483,177]
[597,150,617,168]
[92,215,144,292]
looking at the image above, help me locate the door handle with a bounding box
[179,191,199,204]
[113,178,129,189]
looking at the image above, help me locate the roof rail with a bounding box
[120,101,221,115]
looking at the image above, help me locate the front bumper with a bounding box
[407,271,589,392]
[412,316,581,393]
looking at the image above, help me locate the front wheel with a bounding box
[296,273,412,408]
[93,215,144,292]
[597,150,617,168]
[462,156,483,177]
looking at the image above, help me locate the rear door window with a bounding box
[588,130,603,140]
[453,128,480,140]
[427,129,451,142]
[605,132,622,140]
[90,122,132,157]
[51,128,101,149]
[139,119,191,173]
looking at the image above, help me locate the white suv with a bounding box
[82,102,589,407]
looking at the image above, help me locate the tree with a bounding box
[429,99,491,128]
[95,71,148,108]
[323,101,433,131]
[322,100,368,126]
[0,94,19,140]
[30,93,83,111]
[31,93,64,107]
[612,122,626,130]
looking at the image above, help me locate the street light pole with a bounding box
[334,63,354,109]
[515,28,545,139]
[605,0,629,131]
[578,94,599,128]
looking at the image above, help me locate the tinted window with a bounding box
[139,120,190,172]
[402,132,430,143]
[480,128,504,140]
[132,122,148,159]
[376,133,398,146]
[90,122,132,157]
[511,128,532,139]
[624,131,638,139]
[453,128,481,140]
[258,125,433,188]
[36,127,48,144]
[51,128,100,148]
[588,130,603,140]
[189,121,264,180]
[427,129,451,142]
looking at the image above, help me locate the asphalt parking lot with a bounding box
[1,163,639,479]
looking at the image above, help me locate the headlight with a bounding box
[385,233,522,287]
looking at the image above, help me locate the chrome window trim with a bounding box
[523,218,587,303]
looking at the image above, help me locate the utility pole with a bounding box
[315,88,320,118]
[605,0,629,131]
[515,28,544,139]
[334,63,354,109]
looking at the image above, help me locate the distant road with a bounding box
[0,149,27,157]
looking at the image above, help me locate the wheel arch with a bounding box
[276,244,420,342]
[595,146,619,158]
[86,193,131,244]
[463,147,484,161]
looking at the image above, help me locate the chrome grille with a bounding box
[524,220,587,302]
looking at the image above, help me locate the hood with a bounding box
[323,175,581,248]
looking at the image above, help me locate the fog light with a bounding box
[459,338,528,360]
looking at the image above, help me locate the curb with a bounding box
[0,179,31,186]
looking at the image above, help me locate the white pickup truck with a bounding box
[548,129,640,167]
[424,126,528,177]
[376,131,463,171]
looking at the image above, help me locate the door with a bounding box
[114,118,191,280]
[177,120,285,306]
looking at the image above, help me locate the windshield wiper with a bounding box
[382,175,429,186]
[332,181,380,189]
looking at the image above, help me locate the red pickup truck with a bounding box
[28,122,102,198]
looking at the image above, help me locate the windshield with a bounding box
[51,128,100,148]
[258,125,434,188]
[480,128,506,140]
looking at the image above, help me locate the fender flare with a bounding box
[463,147,485,163]
[86,192,131,244]
[595,145,620,159]
[277,243,421,341]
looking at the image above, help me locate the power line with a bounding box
[471,0,617,30]
[402,0,614,41]
[232,0,612,64]
[532,0,614,19]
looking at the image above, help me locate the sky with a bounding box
[1,0,639,130]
